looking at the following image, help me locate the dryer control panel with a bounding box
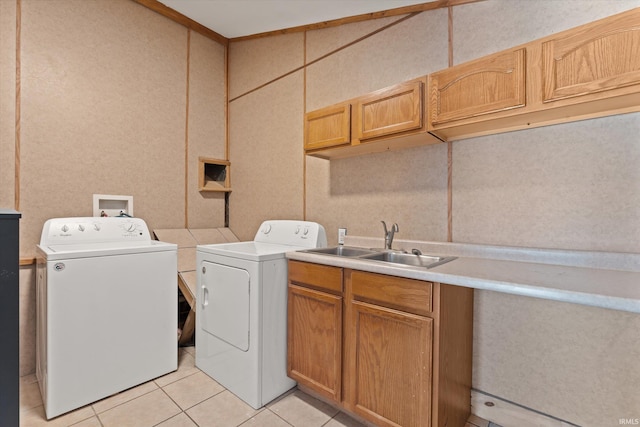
[253,220,327,248]
[39,217,152,246]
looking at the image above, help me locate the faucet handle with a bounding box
[392,223,399,232]
[381,220,388,235]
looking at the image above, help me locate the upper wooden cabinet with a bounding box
[428,48,526,125]
[304,103,351,151]
[304,77,442,160]
[542,8,640,103]
[353,80,424,141]
[427,7,640,141]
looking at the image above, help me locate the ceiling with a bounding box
[158,0,430,39]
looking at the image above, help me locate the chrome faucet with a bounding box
[381,221,399,250]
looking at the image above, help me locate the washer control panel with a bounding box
[40,217,151,246]
[253,220,327,248]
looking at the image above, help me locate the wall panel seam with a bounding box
[14,0,21,211]
[303,30,307,220]
[447,6,453,242]
[228,12,421,104]
[184,29,191,228]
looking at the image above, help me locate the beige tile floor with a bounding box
[20,346,490,427]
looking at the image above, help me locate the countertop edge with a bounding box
[286,250,640,314]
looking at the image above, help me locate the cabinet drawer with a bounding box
[349,270,432,316]
[289,260,343,294]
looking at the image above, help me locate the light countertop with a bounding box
[285,237,640,314]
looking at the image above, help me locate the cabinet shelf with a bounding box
[198,157,231,192]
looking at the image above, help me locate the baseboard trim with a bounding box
[471,389,581,427]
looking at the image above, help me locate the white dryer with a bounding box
[196,220,326,409]
[36,217,177,419]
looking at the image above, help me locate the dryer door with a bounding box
[200,261,250,351]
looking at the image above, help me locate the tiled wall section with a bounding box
[228,1,640,425]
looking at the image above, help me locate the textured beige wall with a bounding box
[19,0,187,255]
[228,69,305,240]
[227,2,640,426]
[305,9,449,245]
[228,33,304,100]
[0,0,16,208]
[451,1,640,425]
[452,0,640,64]
[453,114,640,251]
[10,0,227,375]
[306,10,448,111]
[187,32,227,228]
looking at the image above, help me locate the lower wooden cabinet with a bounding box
[287,260,474,427]
[346,300,433,427]
[287,284,343,402]
[287,261,343,402]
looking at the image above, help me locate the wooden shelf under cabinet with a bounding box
[198,157,231,192]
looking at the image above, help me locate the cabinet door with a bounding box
[428,48,526,126]
[304,103,351,150]
[353,80,424,141]
[542,8,640,103]
[287,284,342,402]
[348,300,433,427]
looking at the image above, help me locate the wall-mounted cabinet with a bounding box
[541,9,640,104]
[427,7,640,141]
[304,104,351,151]
[198,157,231,192]
[304,77,443,160]
[428,48,526,126]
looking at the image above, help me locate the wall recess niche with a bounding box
[198,157,231,192]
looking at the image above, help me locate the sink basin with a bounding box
[303,246,378,257]
[359,251,456,268]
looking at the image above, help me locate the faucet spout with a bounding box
[381,221,399,250]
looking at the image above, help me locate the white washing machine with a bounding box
[36,217,177,419]
[196,220,326,409]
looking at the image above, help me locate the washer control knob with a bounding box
[262,224,272,234]
[61,225,69,232]
[93,223,101,231]
[295,225,301,234]
[303,226,309,236]
[78,224,85,232]
[123,222,137,232]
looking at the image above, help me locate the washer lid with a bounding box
[196,241,302,262]
[38,240,177,260]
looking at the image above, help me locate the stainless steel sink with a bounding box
[303,246,378,257]
[359,251,457,268]
[301,246,456,269]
